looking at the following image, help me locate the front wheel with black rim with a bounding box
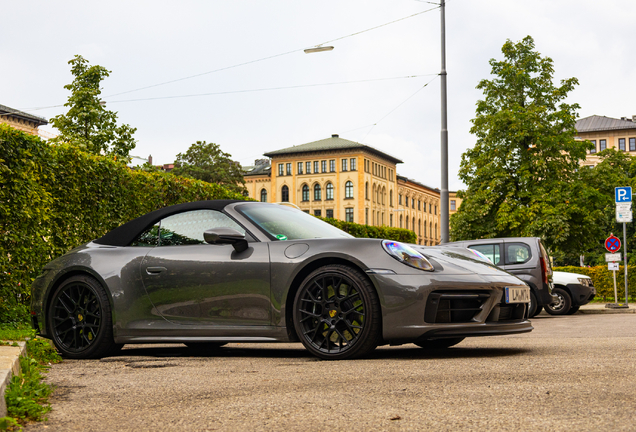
[415,337,465,349]
[47,275,118,359]
[292,265,382,360]
[545,288,572,316]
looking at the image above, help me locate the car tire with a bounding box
[566,305,580,315]
[293,264,382,360]
[47,274,118,359]
[545,288,572,316]
[528,291,542,318]
[414,337,465,349]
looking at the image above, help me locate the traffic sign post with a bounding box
[611,185,632,309]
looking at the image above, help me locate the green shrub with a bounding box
[26,338,61,365]
[320,218,418,243]
[0,124,248,326]
[553,265,636,301]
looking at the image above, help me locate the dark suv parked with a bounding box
[445,237,557,317]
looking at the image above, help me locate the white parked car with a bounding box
[546,271,596,315]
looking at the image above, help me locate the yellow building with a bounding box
[577,115,636,166]
[244,134,445,245]
[0,104,48,136]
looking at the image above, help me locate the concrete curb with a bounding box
[0,341,26,418]
[577,304,636,314]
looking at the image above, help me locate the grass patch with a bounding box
[1,338,61,430]
[0,328,35,342]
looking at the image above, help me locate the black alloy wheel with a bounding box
[545,287,572,316]
[293,265,381,360]
[415,337,465,349]
[48,275,119,359]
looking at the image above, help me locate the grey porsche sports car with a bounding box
[31,200,532,360]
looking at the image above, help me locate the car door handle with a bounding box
[146,266,167,275]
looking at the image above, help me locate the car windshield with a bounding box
[236,203,352,240]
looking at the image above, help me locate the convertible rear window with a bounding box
[237,204,352,241]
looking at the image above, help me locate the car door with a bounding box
[500,241,534,279]
[139,209,271,326]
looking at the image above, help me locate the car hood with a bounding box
[417,245,513,277]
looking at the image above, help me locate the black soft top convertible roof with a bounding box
[94,200,245,246]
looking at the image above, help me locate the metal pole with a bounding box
[624,222,629,304]
[613,268,618,305]
[439,0,449,243]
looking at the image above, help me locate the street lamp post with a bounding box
[439,0,449,243]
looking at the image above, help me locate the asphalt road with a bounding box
[27,314,636,431]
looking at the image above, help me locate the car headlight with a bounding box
[578,277,591,286]
[382,240,434,272]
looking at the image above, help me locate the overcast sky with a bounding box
[3,1,635,191]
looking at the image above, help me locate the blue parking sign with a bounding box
[615,187,632,203]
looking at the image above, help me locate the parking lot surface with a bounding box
[27,314,636,431]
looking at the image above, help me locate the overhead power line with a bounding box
[103,6,440,98]
[106,74,438,104]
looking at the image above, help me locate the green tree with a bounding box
[50,55,136,159]
[451,36,595,256]
[171,141,247,194]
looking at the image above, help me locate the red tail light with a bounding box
[540,256,548,285]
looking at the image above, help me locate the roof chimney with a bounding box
[332,134,339,138]
[633,115,636,122]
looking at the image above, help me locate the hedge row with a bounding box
[320,218,418,243]
[0,125,247,326]
[553,265,636,301]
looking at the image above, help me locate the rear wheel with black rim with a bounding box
[48,275,119,359]
[293,265,382,360]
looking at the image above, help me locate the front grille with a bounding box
[487,303,526,322]
[425,291,490,323]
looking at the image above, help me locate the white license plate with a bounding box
[505,286,530,304]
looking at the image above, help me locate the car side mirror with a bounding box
[203,228,248,253]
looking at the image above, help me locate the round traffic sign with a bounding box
[605,235,621,253]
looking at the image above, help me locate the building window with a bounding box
[342,159,348,171]
[306,161,311,174]
[429,204,432,213]
[365,208,369,224]
[329,160,335,172]
[418,219,421,236]
[434,205,437,214]
[278,164,284,176]
[399,194,402,205]
[314,183,321,201]
[350,158,356,170]
[297,162,303,174]
[286,163,292,175]
[281,185,289,202]
[450,200,456,211]
[435,223,438,239]
[326,183,334,200]
[326,209,333,219]
[430,222,432,238]
[418,200,421,211]
[412,198,415,209]
[314,209,322,217]
[365,182,369,200]
[389,190,393,207]
[390,214,393,227]
[314,161,319,173]
[406,216,409,230]
[345,208,354,222]
[424,222,427,237]
[590,140,597,154]
[399,215,403,228]
[260,189,267,202]
[412,219,415,230]
[345,181,353,199]
[600,139,607,151]
[619,138,626,151]
[630,138,636,151]
[321,160,327,173]
[302,184,309,201]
